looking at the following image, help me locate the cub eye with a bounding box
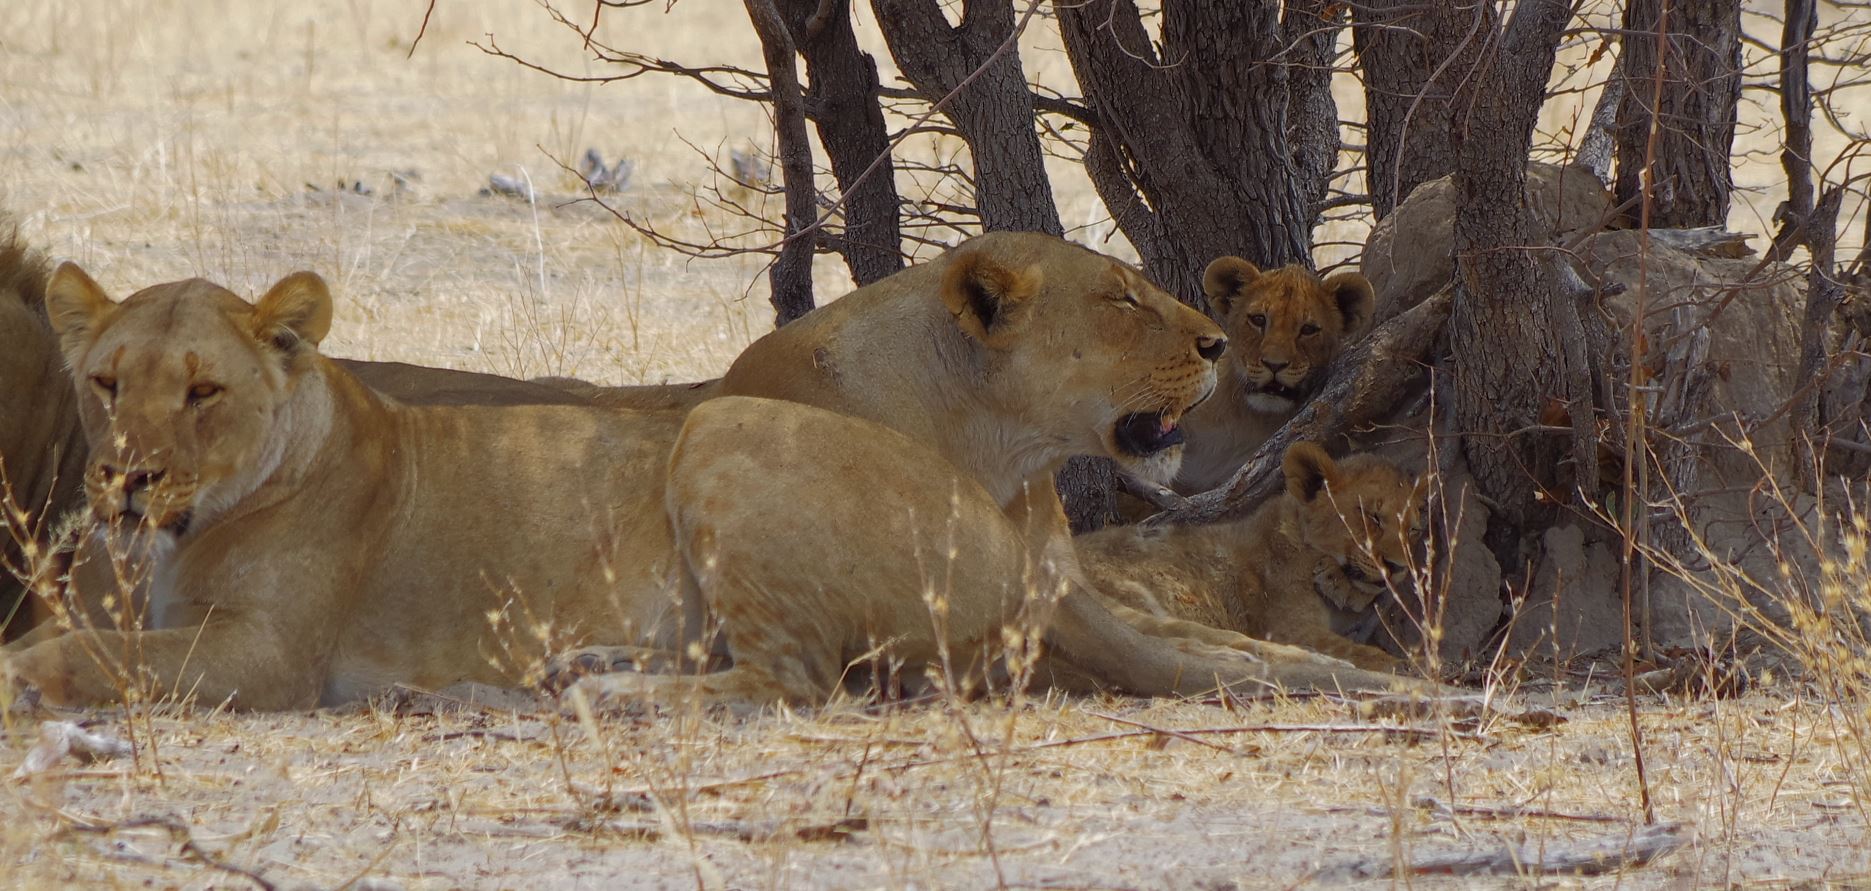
[187,382,224,405]
[1247,313,1267,329]
[90,375,118,397]
[1300,323,1322,336]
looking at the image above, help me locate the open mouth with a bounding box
[1113,410,1185,457]
[1251,379,1308,403]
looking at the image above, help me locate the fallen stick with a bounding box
[1336,821,1689,879]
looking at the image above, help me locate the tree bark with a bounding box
[1777,0,1843,482]
[1613,0,1741,229]
[1057,0,1309,306]
[871,0,1062,235]
[744,0,818,326]
[782,0,904,287]
[1350,0,1480,221]
[1445,0,1577,540]
[1283,0,1347,229]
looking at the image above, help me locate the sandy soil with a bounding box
[4,0,1871,887]
[4,686,1868,890]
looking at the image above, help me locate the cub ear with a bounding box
[251,271,334,353]
[940,247,1042,344]
[1202,256,1261,318]
[1283,441,1341,503]
[45,261,118,358]
[1324,271,1376,340]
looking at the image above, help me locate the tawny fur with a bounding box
[570,234,1443,709]
[5,233,1442,710]
[1173,258,1375,494]
[1083,442,1423,672]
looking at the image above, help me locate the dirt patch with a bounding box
[3,689,1866,889]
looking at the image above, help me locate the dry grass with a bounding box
[4,0,1871,887]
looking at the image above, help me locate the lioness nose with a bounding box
[1262,359,1287,373]
[1196,335,1226,362]
[1383,559,1406,577]
[103,465,166,494]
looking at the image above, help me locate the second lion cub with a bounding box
[1078,442,1422,671]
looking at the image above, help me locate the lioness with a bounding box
[565,234,1436,707]
[1172,258,1375,494]
[2,264,691,707]
[1081,442,1422,672]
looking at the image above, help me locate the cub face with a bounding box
[1203,258,1375,413]
[1282,442,1424,608]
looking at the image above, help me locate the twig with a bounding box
[57,814,275,891]
[1413,795,1626,824]
[405,0,437,59]
[1334,821,1690,878]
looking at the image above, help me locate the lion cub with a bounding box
[1172,258,1376,494]
[1079,442,1421,671]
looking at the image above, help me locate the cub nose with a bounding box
[1261,359,1288,374]
[103,465,166,495]
[1383,559,1406,577]
[1196,335,1226,362]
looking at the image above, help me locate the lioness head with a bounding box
[938,234,1226,483]
[1282,442,1424,610]
[1203,258,1374,413]
[45,263,333,539]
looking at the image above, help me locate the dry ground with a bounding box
[4,0,1871,887]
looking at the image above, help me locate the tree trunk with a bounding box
[1613,0,1741,229]
[1446,0,1577,542]
[782,0,904,287]
[1283,0,1347,230]
[744,0,818,326]
[870,0,1062,235]
[1057,0,1309,306]
[1350,0,1475,221]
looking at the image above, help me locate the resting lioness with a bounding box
[2,265,691,708]
[565,234,1437,708]
[1172,258,1375,494]
[1081,442,1422,672]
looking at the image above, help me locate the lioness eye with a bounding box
[91,375,117,397]
[1300,323,1322,336]
[188,382,224,404]
[1247,313,1267,329]
[1115,291,1141,308]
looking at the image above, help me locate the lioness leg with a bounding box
[4,623,320,709]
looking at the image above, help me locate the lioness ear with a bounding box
[1202,256,1260,318]
[45,262,117,357]
[252,271,334,353]
[1324,271,1376,340]
[1283,441,1340,503]
[940,248,1042,343]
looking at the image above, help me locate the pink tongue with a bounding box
[1159,416,1177,434]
